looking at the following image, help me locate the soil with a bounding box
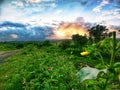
[0,50,20,64]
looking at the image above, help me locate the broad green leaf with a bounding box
[77,66,107,83]
[113,62,120,68]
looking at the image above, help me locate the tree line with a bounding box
[72,24,115,45]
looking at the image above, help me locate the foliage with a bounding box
[0,31,120,90]
[0,45,77,90]
[59,40,71,49]
[72,34,88,46]
[0,42,16,51]
[42,40,51,46]
[88,24,108,43]
[78,31,120,90]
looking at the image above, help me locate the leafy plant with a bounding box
[72,34,88,46]
[88,24,108,43]
[78,31,120,90]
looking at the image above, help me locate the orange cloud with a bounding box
[49,22,88,39]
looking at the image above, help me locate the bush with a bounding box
[59,40,71,49]
[72,34,88,46]
[0,46,77,90]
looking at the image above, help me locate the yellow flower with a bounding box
[80,51,90,56]
[118,74,120,81]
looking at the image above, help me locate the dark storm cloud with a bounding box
[75,17,94,29]
[0,0,15,4]
[105,0,120,4]
[78,0,98,6]
[0,21,26,28]
[110,25,120,30]
[0,0,5,4]
[75,17,85,24]
[109,0,120,8]
[79,0,93,6]
[0,0,5,14]
[109,0,114,3]
[0,21,54,41]
[113,0,120,6]
[55,0,98,7]
[116,0,120,4]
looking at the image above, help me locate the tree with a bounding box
[42,40,51,46]
[88,24,108,42]
[72,34,88,46]
[59,40,71,49]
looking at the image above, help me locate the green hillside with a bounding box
[0,33,120,90]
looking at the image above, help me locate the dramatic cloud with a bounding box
[0,22,53,41]
[49,21,88,40]
[0,27,8,31]
[0,0,4,6]
[0,21,26,28]
[75,17,85,24]
[108,0,120,9]
[93,0,109,12]
[11,0,57,8]
[0,0,120,41]
[96,8,120,26]
[79,0,98,6]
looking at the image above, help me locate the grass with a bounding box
[0,37,120,90]
[0,45,77,89]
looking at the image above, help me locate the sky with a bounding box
[0,0,120,41]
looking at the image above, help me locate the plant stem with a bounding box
[110,31,116,66]
[98,52,105,65]
[102,74,109,90]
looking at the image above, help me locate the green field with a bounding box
[0,34,120,90]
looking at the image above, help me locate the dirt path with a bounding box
[0,50,20,64]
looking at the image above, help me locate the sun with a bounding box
[49,22,88,39]
[56,31,65,37]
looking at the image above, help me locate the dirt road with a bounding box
[0,50,20,64]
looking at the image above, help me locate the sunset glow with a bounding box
[0,0,120,41]
[49,23,88,39]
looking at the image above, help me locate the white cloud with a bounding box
[0,27,8,31]
[0,4,26,22]
[16,1,24,7]
[10,34,18,38]
[93,6,101,12]
[95,9,120,26]
[93,0,109,12]
[49,3,57,8]
[26,0,42,4]
[11,1,24,7]
[101,0,109,6]
[100,9,120,20]
[55,10,62,14]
